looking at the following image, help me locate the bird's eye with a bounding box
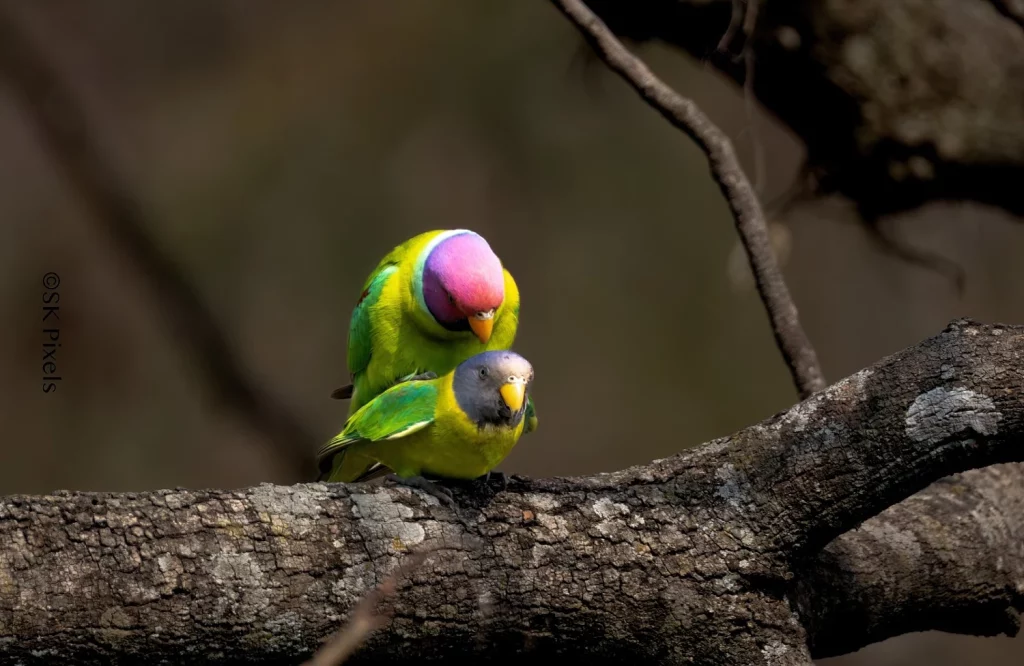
[447,292,455,305]
[479,367,489,378]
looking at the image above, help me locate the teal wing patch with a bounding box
[347,264,398,377]
[316,380,438,466]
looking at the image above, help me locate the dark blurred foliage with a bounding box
[0,1,1021,664]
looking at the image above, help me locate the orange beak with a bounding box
[468,315,494,344]
[499,380,526,412]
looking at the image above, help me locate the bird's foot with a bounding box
[386,474,458,511]
[396,371,438,385]
[482,470,509,492]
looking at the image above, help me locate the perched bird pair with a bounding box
[317,229,537,500]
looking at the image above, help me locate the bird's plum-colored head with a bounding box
[421,232,505,342]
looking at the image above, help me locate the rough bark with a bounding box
[796,463,1024,658]
[0,319,1022,665]
[584,0,1024,218]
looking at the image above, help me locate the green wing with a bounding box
[347,263,398,379]
[317,380,438,470]
[524,395,538,435]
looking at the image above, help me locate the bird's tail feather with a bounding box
[331,384,354,400]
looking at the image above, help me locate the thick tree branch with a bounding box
[713,318,1024,560]
[554,7,1024,662]
[0,5,315,480]
[1,321,1021,664]
[795,463,1024,659]
[550,0,826,399]
[582,0,1024,218]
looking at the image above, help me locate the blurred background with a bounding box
[0,1,1021,664]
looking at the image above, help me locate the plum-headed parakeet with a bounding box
[324,229,537,481]
[318,350,534,490]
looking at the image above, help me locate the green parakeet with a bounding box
[324,229,537,482]
[318,351,534,485]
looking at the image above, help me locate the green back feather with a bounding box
[317,380,438,467]
[347,264,397,378]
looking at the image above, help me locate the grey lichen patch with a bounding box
[905,386,1002,446]
[773,368,873,435]
[522,492,560,513]
[715,464,748,508]
[533,513,570,543]
[349,491,426,551]
[208,551,263,587]
[249,483,328,518]
[834,367,874,403]
[591,497,629,520]
[390,523,426,550]
[349,491,416,522]
[860,520,922,559]
[761,639,790,665]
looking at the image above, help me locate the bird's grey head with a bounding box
[452,350,534,428]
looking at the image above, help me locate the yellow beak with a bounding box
[468,316,494,344]
[499,381,526,412]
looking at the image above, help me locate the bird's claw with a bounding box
[396,371,437,385]
[386,474,458,511]
[483,470,509,492]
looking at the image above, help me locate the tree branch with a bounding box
[552,0,823,393]
[795,463,1024,659]
[549,0,826,400]
[0,321,1021,664]
[581,0,1024,218]
[717,318,1024,560]
[551,7,1024,664]
[0,7,315,480]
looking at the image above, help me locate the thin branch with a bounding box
[716,0,745,54]
[302,552,426,666]
[550,0,826,399]
[0,7,315,480]
[740,0,766,196]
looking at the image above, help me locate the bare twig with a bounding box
[550,0,826,399]
[740,0,759,52]
[302,552,427,666]
[740,0,765,195]
[714,0,767,196]
[716,0,745,54]
[0,7,315,480]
